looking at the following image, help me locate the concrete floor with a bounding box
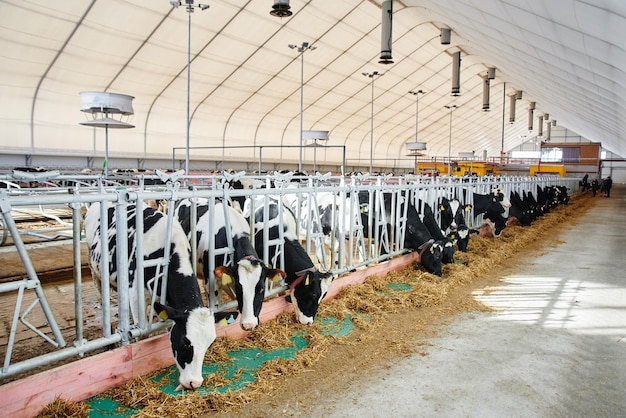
[305,185,626,418]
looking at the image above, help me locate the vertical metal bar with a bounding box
[71,202,85,345]
[97,184,112,338]
[135,198,146,329]
[114,192,131,345]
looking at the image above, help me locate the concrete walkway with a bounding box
[306,185,626,417]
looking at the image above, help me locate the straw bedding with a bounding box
[37,191,595,417]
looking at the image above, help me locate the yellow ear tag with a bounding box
[221,272,233,286]
[430,247,435,254]
[272,273,281,283]
[440,205,445,211]
[158,310,169,321]
[217,318,228,326]
[305,276,310,286]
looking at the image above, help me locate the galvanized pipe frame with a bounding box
[0,175,580,380]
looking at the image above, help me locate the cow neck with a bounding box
[418,239,435,258]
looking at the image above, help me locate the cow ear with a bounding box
[214,265,233,286]
[269,269,287,283]
[154,302,187,321]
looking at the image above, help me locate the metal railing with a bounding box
[0,171,580,380]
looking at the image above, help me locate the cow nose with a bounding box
[176,379,204,391]
[189,379,204,390]
[241,322,258,331]
[299,316,314,326]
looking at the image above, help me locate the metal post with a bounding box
[444,104,457,176]
[409,90,425,173]
[289,42,316,172]
[362,71,384,174]
[185,9,191,178]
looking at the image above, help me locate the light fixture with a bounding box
[444,104,457,176]
[481,75,490,111]
[509,94,516,123]
[169,0,210,179]
[170,1,209,11]
[302,130,329,173]
[528,102,535,131]
[79,92,135,178]
[487,67,496,80]
[440,28,451,45]
[451,51,461,96]
[509,90,522,123]
[537,115,544,137]
[379,0,394,64]
[270,0,292,17]
[362,71,385,174]
[289,42,317,172]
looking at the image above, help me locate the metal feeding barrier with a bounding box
[0,170,579,380]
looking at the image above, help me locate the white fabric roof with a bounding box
[1,0,624,169]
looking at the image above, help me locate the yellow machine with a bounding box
[530,164,566,177]
[453,161,500,177]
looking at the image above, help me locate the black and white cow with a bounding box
[244,196,334,325]
[174,199,284,331]
[508,191,534,226]
[470,186,511,236]
[360,192,444,276]
[84,202,220,391]
[416,200,455,264]
[438,197,471,253]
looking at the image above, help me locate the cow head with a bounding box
[418,240,443,276]
[441,239,456,264]
[439,197,466,232]
[448,225,470,252]
[154,303,216,391]
[214,259,285,331]
[287,270,334,325]
[491,185,511,208]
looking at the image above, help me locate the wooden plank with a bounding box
[1,346,132,417]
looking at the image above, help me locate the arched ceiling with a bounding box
[1,0,624,170]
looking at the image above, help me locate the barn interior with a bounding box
[1,1,625,417]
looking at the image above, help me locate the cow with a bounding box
[416,200,455,264]
[83,202,223,391]
[360,192,444,276]
[469,186,511,236]
[438,197,471,252]
[508,191,534,226]
[174,198,284,331]
[244,195,334,325]
[282,188,366,269]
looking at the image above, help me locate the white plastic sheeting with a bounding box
[0,0,624,170]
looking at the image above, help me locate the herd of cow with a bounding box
[82,180,570,391]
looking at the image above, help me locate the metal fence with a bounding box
[0,170,579,380]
